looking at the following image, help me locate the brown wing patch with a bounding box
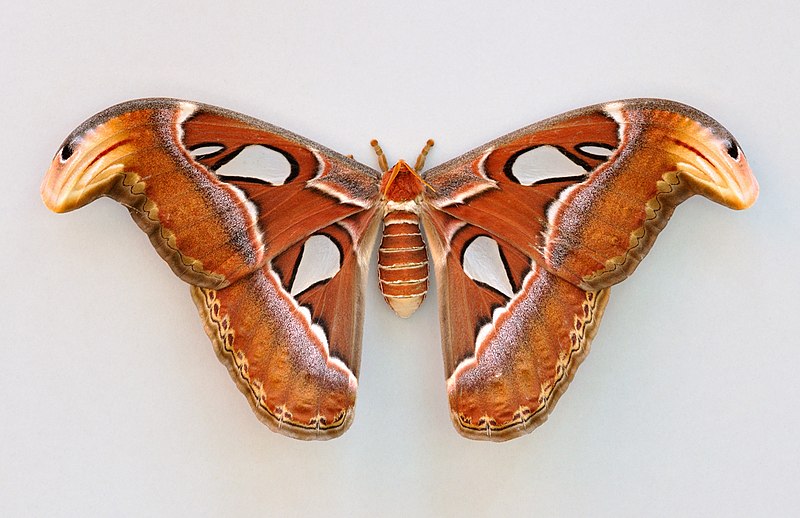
[424,206,610,441]
[422,99,757,441]
[192,268,357,439]
[270,239,304,291]
[273,209,380,376]
[447,268,608,440]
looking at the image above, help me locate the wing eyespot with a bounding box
[725,139,740,161]
[59,141,74,162]
[461,235,514,298]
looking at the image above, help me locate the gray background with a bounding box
[2,1,798,516]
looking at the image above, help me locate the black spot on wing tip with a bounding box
[725,139,740,160]
[59,140,74,162]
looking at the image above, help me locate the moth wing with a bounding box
[42,98,382,438]
[421,99,757,440]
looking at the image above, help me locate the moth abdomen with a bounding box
[378,210,428,318]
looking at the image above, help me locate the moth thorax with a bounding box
[378,210,428,318]
[380,161,425,202]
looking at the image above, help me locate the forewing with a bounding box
[424,99,758,290]
[42,98,379,288]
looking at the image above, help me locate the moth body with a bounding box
[377,160,429,317]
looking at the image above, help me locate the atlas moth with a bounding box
[42,98,757,441]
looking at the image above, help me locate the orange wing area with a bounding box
[42,98,381,439]
[194,209,380,439]
[422,213,608,440]
[191,268,358,439]
[183,109,380,262]
[422,99,757,440]
[446,269,607,441]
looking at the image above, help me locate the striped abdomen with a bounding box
[378,210,428,318]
